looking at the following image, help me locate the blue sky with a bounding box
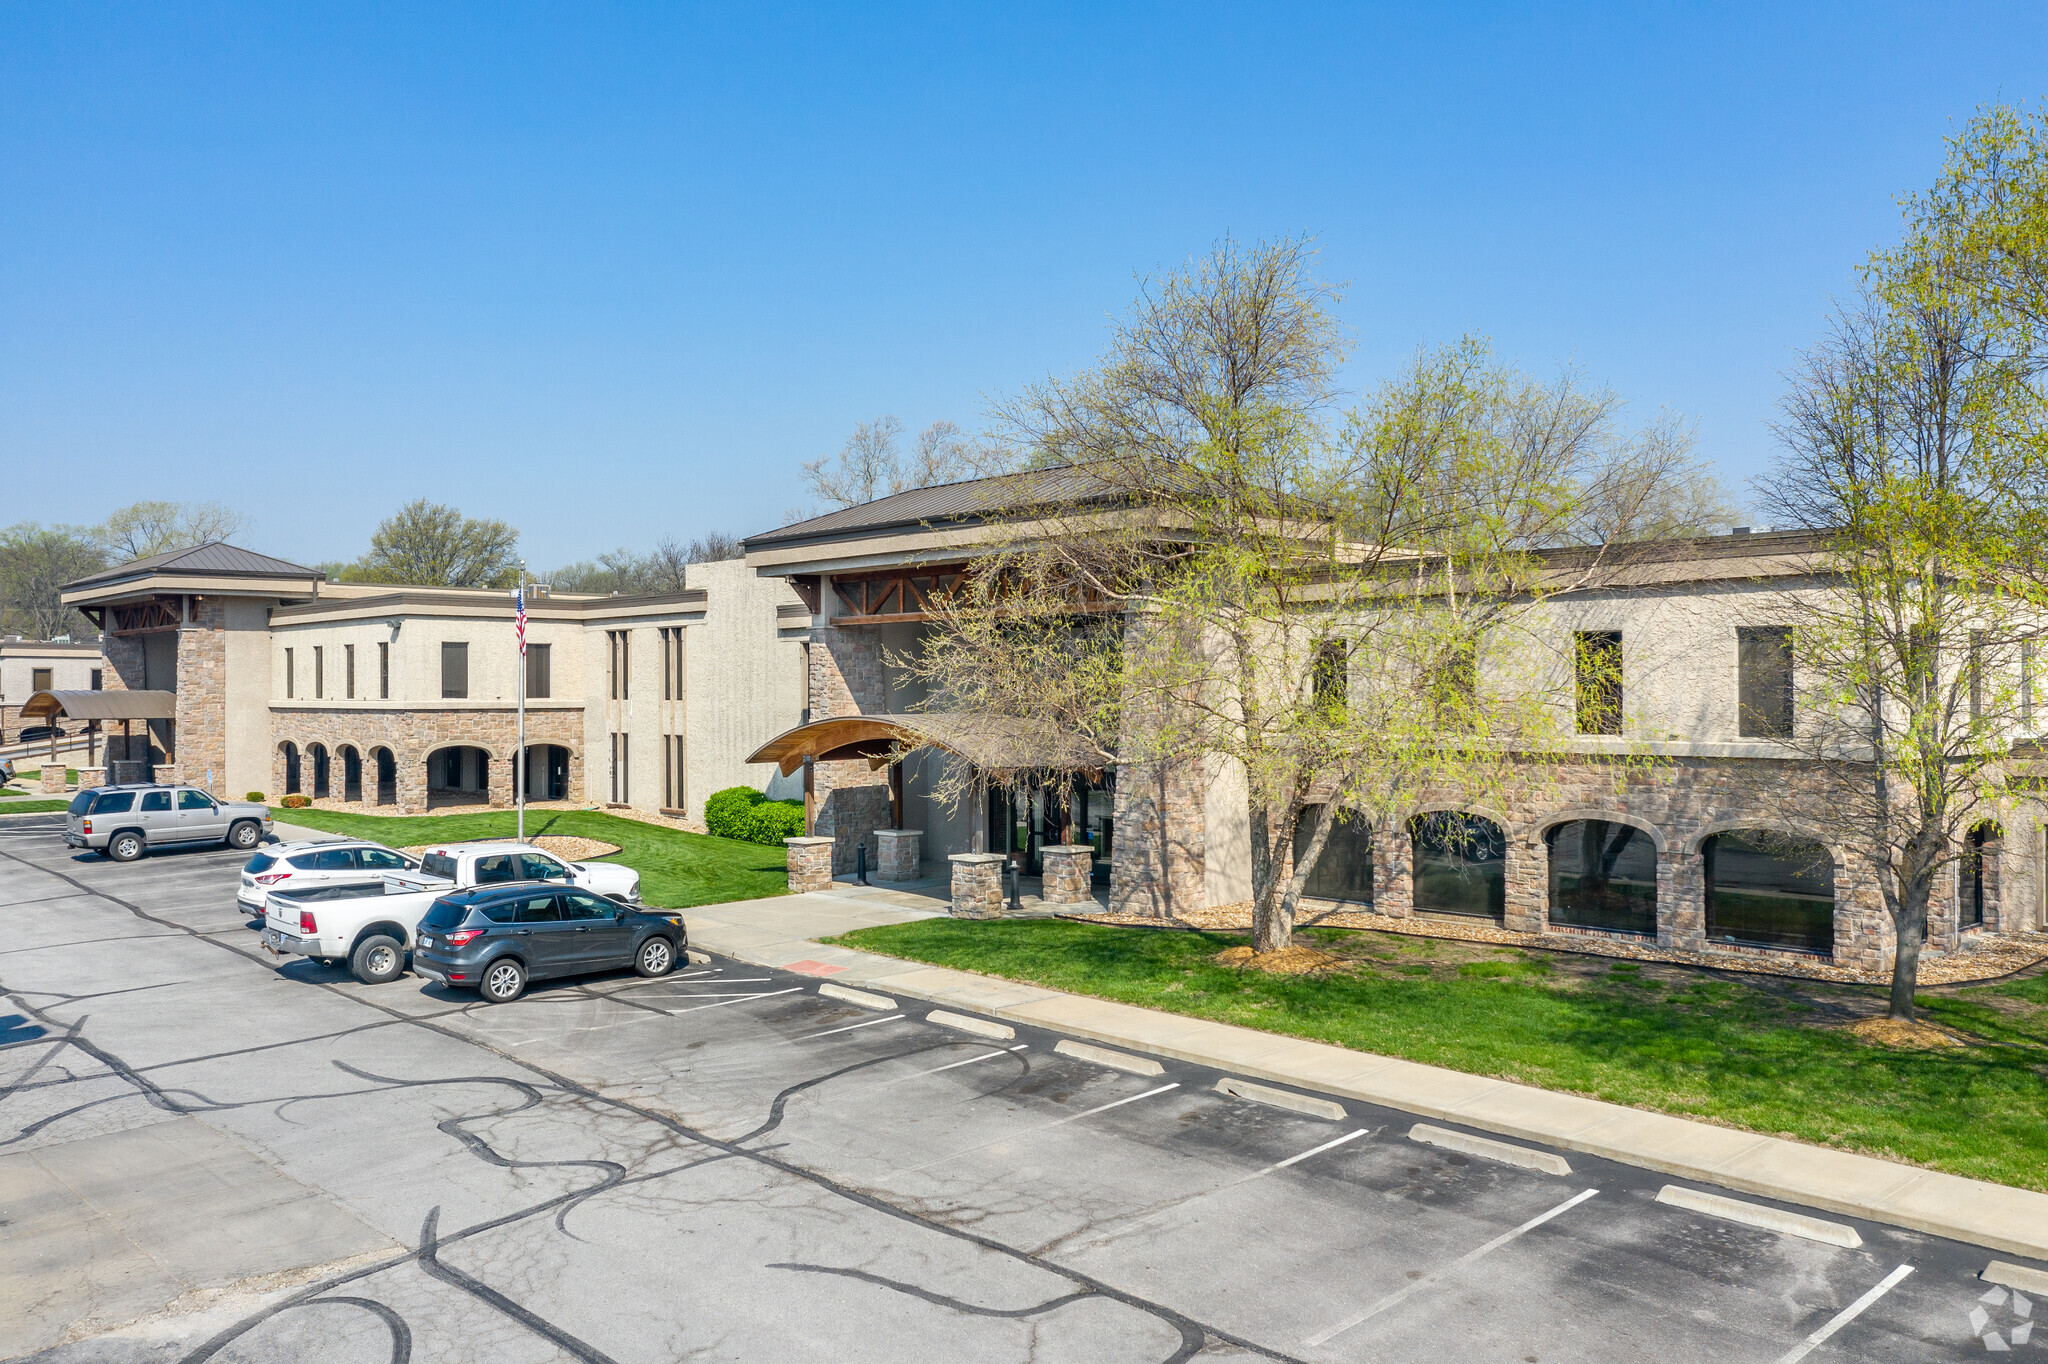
[4,4,2046,568]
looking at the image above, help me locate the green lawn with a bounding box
[0,799,73,814]
[828,918,2048,1191]
[12,768,79,783]
[271,807,788,911]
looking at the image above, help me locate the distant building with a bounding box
[57,544,805,814]
[1,637,102,744]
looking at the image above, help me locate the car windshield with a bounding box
[67,791,94,815]
[90,791,135,814]
[419,899,469,932]
[420,853,458,881]
[244,852,278,873]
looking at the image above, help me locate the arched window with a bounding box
[371,747,397,806]
[1546,820,1657,936]
[281,742,300,796]
[1703,831,1834,955]
[1410,812,1505,919]
[1293,807,1373,905]
[308,743,330,800]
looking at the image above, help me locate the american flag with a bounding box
[514,585,527,655]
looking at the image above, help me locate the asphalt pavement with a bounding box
[0,811,2037,1363]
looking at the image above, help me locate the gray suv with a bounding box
[65,785,273,862]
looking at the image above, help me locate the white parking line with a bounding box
[1305,1188,1600,1346]
[674,969,721,978]
[800,1014,906,1040]
[885,1083,1180,1178]
[664,987,803,1013]
[1773,1264,1914,1364]
[1265,1127,1371,1173]
[1074,1127,1378,1254]
[911,1043,1029,1077]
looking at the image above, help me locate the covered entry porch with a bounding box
[18,689,178,791]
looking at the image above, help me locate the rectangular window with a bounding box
[607,630,630,700]
[441,642,468,699]
[664,734,687,811]
[1311,641,1346,712]
[379,642,389,699]
[345,644,355,699]
[659,627,686,700]
[525,642,551,699]
[1737,626,1794,738]
[1971,630,1987,721]
[285,648,294,699]
[609,732,629,803]
[1575,631,1623,736]
[313,646,324,699]
[2025,639,2036,729]
[31,667,52,693]
[90,668,102,691]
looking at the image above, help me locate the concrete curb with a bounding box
[688,923,2048,1263]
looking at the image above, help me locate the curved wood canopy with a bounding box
[745,713,1100,778]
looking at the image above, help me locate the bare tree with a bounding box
[0,524,107,639]
[904,237,1698,954]
[800,416,981,511]
[95,500,246,562]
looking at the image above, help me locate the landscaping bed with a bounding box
[829,916,2048,1191]
[272,807,786,911]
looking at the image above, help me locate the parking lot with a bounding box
[1,812,2037,1363]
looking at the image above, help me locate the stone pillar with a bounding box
[875,829,922,882]
[1502,830,1545,934]
[488,754,510,809]
[39,765,67,794]
[1374,825,1414,918]
[949,852,1008,918]
[1039,845,1096,905]
[77,767,106,790]
[785,836,837,894]
[153,762,182,788]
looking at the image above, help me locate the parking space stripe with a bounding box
[664,987,803,1013]
[1305,1187,1600,1346]
[1772,1264,1913,1364]
[1265,1127,1372,1173]
[909,1043,1028,1077]
[800,1014,906,1040]
[886,1083,1180,1178]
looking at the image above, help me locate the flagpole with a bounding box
[515,563,527,844]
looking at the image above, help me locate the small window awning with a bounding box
[746,713,1104,777]
[18,690,176,722]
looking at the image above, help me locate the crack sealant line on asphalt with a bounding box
[1303,1187,1600,1347]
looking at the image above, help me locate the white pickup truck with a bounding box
[261,840,644,984]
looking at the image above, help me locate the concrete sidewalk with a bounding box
[686,879,2048,1264]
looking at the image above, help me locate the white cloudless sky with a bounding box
[4,3,2046,567]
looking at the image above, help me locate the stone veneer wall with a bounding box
[270,708,585,813]
[1110,756,1207,917]
[806,618,894,873]
[176,599,229,796]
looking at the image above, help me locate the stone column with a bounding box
[875,829,922,882]
[1374,825,1414,918]
[785,836,837,894]
[949,852,1008,917]
[1502,831,1546,934]
[39,765,67,794]
[1039,845,1096,905]
[77,767,106,790]
[153,762,183,788]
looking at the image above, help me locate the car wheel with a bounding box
[635,936,675,978]
[350,934,405,986]
[226,820,261,850]
[107,832,145,862]
[480,958,527,1003]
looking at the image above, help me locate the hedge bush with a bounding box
[279,794,311,809]
[245,791,266,802]
[703,785,805,845]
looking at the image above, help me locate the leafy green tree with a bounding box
[345,500,521,588]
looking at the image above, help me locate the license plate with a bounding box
[419,936,433,948]
[262,930,282,954]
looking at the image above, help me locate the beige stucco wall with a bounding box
[684,559,806,813]
[223,598,274,797]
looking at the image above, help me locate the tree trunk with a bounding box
[1887,842,1939,1022]
[1250,798,1293,954]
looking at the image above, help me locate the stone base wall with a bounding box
[1110,757,1206,917]
[950,853,1007,917]
[270,708,585,814]
[176,599,229,796]
[1040,845,1095,904]
[785,836,836,893]
[875,829,922,882]
[806,619,894,873]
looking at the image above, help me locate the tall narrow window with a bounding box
[441,642,468,699]
[1575,631,1623,736]
[661,629,674,700]
[2024,639,2036,729]
[525,642,551,699]
[1737,626,1794,738]
[313,646,324,699]
[607,630,630,699]
[90,668,102,691]
[285,648,294,698]
[1311,640,1347,713]
[345,644,355,699]
[379,642,389,699]
[1970,630,1987,721]
[666,734,686,811]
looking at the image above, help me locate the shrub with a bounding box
[279,794,311,809]
[245,791,266,802]
[703,785,805,845]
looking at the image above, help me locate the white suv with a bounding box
[237,840,418,917]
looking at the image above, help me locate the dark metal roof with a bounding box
[744,465,1119,549]
[67,542,320,588]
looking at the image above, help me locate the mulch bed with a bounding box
[1060,903,2048,987]
[397,836,622,861]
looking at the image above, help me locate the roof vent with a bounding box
[1731,526,1751,536]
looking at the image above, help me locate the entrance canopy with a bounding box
[746,713,1102,777]
[18,690,175,722]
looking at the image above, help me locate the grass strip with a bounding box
[269,807,788,912]
[830,917,2048,1192]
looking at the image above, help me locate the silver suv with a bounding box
[65,785,273,862]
